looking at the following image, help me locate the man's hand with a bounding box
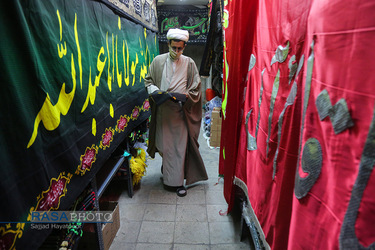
[150,91,170,105]
[170,93,187,103]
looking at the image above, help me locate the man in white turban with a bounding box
[144,28,208,197]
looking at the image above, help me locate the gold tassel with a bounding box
[129,148,147,185]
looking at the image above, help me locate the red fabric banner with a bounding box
[222,0,375,249]
[220,0,258,212]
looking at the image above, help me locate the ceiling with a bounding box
[157,0,209,7]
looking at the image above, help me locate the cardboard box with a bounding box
[210,107,222,147]
[211,107,222,124]
[101,201,120,250]
[79,201,120,250]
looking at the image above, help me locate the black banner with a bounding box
[158,7,208,44]
[104,0,158,32]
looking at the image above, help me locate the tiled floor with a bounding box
[108,130,252,250]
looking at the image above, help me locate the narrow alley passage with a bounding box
[108,129,252,249]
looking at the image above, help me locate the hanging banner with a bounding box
[104,0,158,31]
[158,7,208,44]
[222,0,375,249]
[0,0,158,249]
[289,0,375,249]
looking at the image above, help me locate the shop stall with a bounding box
[0,0,158,249]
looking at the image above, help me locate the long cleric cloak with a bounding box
[145,53,208,185]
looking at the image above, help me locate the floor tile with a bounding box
[207,205,232,222]
[206,190,227,205]
[137,221,174,244]
[148,189,177,204]
[143,204,176,222]
[113,221,141,243]
[206,167,220,177]
[204,179,224,191]
[209,221,240,244]
[210,243,253,250]
[174,222,209,244]
[138,176,164,190]
[177,189,206,205]
[119,188,151,204]
[173,244,210,250]
[119,204,146,221]
[186,181,206,191]
[110,242,136,250]
[135,243,173,250]
[176,204,207,222]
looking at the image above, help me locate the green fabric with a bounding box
[0,0,158,248]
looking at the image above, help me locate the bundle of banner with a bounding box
[129,147,147,185]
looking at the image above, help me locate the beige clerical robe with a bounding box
[144,53,208,186]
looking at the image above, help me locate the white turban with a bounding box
[166,28,189,42]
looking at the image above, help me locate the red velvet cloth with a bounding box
[221,0,375,249]
[220,0,258,210]
[289,0,375,249]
